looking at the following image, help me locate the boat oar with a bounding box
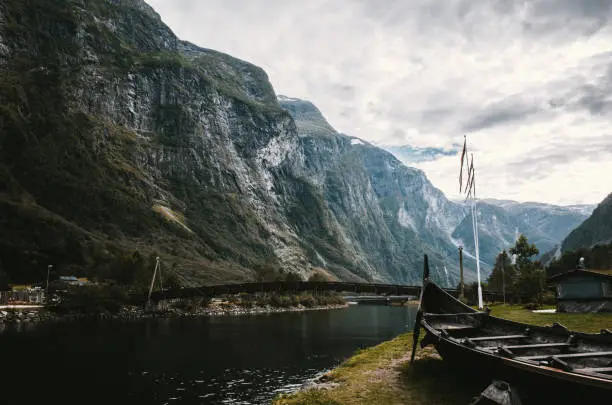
[410,254,430,364]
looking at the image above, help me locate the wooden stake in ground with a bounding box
[410,254,430,364]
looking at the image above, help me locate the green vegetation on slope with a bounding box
[562,192,612,251]
[548,242,612,277]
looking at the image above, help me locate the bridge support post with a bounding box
[145,257,161,310]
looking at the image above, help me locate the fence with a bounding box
[0,290,45,305]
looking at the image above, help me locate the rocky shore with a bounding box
[0,302,349,328]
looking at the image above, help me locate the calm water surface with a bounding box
[0,305,416,405]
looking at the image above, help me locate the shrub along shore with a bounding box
[273,304,612,405]
[0,288,347,326]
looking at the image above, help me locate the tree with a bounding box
[509,234,539,269]
[0,263,9,290]
[509,235,545,303]
[515,263,546,303]
[547,242,612,277]
[487,250,516,295]
[282,272,303,282]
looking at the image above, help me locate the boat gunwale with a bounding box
[419,279,612,387]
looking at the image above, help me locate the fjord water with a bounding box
[0,305,416,404]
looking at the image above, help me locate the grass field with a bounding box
[273,305,612,405]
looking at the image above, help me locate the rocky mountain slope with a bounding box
[481,199,595,242]
[561,192,612,251]
[279,97,594,284]
[0,0,461,285]
[0,0,590,286]
[0,0,325,284]
[279,96,469,285]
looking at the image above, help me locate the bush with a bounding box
[299,294,316,308]
[270,294,282,307]
[541,291,556,305]
[50,285,129,315]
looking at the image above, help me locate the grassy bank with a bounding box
[487,304,611,333]
[273,305,612,405]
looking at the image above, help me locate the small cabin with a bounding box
[549,269,612,313]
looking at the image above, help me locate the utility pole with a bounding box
[501,251,506,305]
[459,246,465,301]
[46,265,52,293]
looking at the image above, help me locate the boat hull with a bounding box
[414,266,612,403]
[429,331,610,403]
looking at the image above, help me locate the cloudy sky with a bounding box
[147,0,612,205]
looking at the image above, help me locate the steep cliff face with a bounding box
[280,97,472,284]
[562,192,612,251]
[0,0,325,284]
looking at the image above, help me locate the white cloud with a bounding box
[146,0,612,205]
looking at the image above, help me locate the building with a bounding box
[549,268,612,313]
[59,276,90,286]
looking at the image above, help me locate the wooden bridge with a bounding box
[146,281,510,303]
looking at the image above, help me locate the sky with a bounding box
[146,0,612,205]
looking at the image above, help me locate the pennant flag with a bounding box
[459,136,467,192]
[465,154,473,193]
[465,155,475,200]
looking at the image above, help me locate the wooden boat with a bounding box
[411,255,612,403]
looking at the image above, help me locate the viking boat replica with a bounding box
[410,255,612,403]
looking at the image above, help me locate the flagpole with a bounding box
[472,199,483,309]
[459,137,483,309]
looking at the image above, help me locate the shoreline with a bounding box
[0,302,349,327]
[273,305,612,405]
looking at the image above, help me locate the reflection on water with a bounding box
[0,305,416,404]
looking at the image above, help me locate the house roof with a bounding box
[549,268,612,283]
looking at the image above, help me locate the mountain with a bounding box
[0,0,589,287]
[480,199,595,246]
[452,201,559,264]
[561,192,612,251]
[278,96,473,284]
[0,0,470,286]
[0,0,327,284]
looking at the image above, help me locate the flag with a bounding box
[468,156,475,197]
[465,154,473,193]
[465,155,475,200]
[459,136,467,192]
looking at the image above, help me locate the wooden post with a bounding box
[146,257,160,310]
[501,251,506,305]
[459,247,465,301]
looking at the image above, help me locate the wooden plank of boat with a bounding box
[468,334,528,342]
[518,351,612,361]
[424,311,488,317]
[576,367,612,374]
[501,343,570,350]
[439,323,476,331]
